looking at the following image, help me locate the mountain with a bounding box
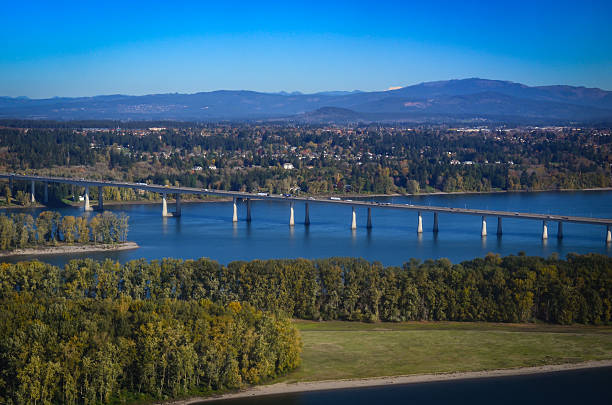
[1,78,611,123]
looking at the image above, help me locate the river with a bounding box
[199,366,612,405]
[1,190,610,266]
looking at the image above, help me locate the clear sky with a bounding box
[1,0,611,98]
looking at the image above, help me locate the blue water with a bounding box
[1,190,611,266]
[200,366,612,405]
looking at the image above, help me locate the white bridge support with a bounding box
[433,212,439,233]
[558,222,563,239]
[304,203,310,226]
[289,202,295,226]
[84,186,92,211]
[417,212,423,233]
[481,216,487,237]
[246,198,252,222]
[232,197,238,222]
[44,182,48,204]
[97,186,103,210]
[497,217,502,236]
[351,207,357,230]
[542,221,548,239]
[367,207,372,229]
[162,193,180,217]
[162,193,169,217]
[607,225,611,244]
[30,180,35,203]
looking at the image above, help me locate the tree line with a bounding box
[1,253,610,325]
[0,295,300,404]
[0,211,129,251]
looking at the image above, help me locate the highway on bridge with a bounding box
[2,173,611,241]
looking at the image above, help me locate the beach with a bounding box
[165,360,612,404]
[0,241,139,257]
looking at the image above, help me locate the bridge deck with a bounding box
[2,173,610,226]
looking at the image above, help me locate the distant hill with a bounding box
[1,78,611,124]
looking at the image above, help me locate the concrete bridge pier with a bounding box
[433,212,439,233]
[304,203,310,226]
[84,186,92,211]
[558,222,563,239]
[175,194,181,217]
[351,207,357,230]
[43,182,48,203]
[417,212,423,233]
[162,193,169,217]
[97,186,103,210]
[367,207,372,229]
[481,216,487,237]
[497,217,502,236]
[542,221,548,240]
[289,202,295,226]
[607,225,611,244]
[246,198,252,222]
[232,197,238,222]
[30,180,35,203]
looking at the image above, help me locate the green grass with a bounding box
[279,321,612,382]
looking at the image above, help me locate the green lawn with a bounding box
[279,321,612,382]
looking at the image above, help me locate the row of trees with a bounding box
[0,211,129,251]
[1,253,610,325]
[0,295,301,404]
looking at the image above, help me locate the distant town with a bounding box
[1,122,609,206]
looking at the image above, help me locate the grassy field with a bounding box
[279,321,612,382]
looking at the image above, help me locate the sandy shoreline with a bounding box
[164,359,612,404]
[0,241,139,258]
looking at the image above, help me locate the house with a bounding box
[283,163,294,170]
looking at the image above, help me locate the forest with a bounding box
[1,252,611,403]
[0,296,300,404]
[1,253,610,325]
[0,211,129,251]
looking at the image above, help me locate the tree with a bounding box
[4,185,11,204]
[36,212,56,243]
[77,217,90,243]
[60,216,77,243]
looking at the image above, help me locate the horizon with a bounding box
[1,1,611,98]
[2,77,611,101]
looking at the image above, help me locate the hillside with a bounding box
[2,78,612,123]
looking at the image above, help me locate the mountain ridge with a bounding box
[1,78,611,123]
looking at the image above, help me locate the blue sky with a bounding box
[1,0,611,98]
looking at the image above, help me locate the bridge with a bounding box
[1,173,611,243]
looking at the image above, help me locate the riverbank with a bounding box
[160,319,612,404]
[167,360,612,404]
[0,241,139,257]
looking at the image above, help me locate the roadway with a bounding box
[1,173,611,227]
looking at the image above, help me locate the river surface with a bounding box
[1,190,611,266]
[200,366,612,405]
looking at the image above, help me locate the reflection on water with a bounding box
[1,191,611,267]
